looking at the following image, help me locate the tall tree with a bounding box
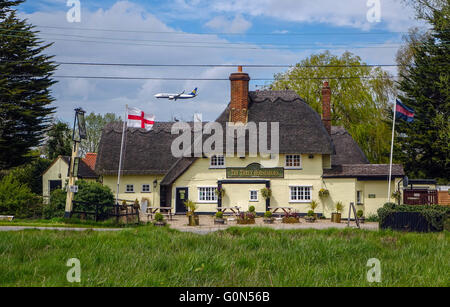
[79,112,120,155]
[0,0,57,170]
[396,1,450,182]
[44,121,72,160]
[271,51,396,163]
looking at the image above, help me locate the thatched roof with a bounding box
[95,122,179,176]
[323,164,404,179]
[331,126,369,165]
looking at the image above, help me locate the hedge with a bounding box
[378,202,450,232]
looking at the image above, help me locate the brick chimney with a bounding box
[229,66,250,123]
[321,81,331,135]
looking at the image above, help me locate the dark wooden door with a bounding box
[175,187,188,214]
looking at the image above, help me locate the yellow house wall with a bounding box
[172,154,324,214]
[102,174,165,207]
[42,157,69,203]
[360,179,400,216]
[322,178,356,218]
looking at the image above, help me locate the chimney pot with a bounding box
[229,67,250,123]
[322,81,331,135]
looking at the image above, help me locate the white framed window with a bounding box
[210,155,225,168]
[198,187,218,203]
[249,190,258,202]
[289,186,311,202]
[125,184,134,193]
[142,184,151,193]
[285,155,302,169]
[357,191,363,204]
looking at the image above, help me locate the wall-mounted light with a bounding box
[153,179,158,188]
[308,154,314,159]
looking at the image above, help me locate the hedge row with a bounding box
[378,203,450,232]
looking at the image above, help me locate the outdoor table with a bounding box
[216,206,241,216]
[269,207,292,216]
[147,207,173,221]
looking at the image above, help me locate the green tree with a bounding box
[271,51,396,163]
[396,1,450,182]
[8,156,51,194]
[44,121,72,160]
[0,0,57,170]
[79,112,120,155]
[0,173,41,218]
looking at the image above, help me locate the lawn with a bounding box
[0,226,448,287]
[0,217,129,228]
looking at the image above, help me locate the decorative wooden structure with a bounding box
[403,189,438,205]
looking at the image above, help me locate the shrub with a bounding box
[335,201,344,213]
[72,180,114,218]
[307,210,315,217]
[377,203,450,232]
[0,174,42,218]
[43,189,66,219]
[366,213,379,222]
[248,205,255,213]
[237,212,255,224]
[282,212,299,224]
[264,211,272,218]
[215,211,224,219]
[154,213,164,222]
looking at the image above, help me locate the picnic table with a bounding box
[268,207,293,216]
[216,206,241,216]
[146,207,173,221]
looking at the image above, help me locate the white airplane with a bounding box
[154,88,198,101]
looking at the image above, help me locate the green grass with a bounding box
[0,217,135,228]
[0,226,448,286]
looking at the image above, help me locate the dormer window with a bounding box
[285,155,301,169]
[210,155,225,168]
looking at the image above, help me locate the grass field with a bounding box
[0,226,448,287]
[0,217,128,228]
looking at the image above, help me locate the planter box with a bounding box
[263,218,274,224]
[214,218,226,225]
[304,216,316,223]
[154,221,166,227]
[237,218,255,225]
[331,213,341,223]
[282,217,300,224]
[188,215,200,226]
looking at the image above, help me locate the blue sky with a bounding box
[16,0,424,122]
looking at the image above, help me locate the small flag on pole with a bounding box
[127,107,155,131]
[395,99,415,122]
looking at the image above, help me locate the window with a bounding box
[198,187,218,202]
[126,184,134,193]
[285,155,301,168]
[210,155,225,168]
[290,186,311,202]
[142,184,151,193]
[357,191,362,204]
[249,190,258,202]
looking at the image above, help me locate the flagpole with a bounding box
[116,104,128,205]
[387,99,397,201]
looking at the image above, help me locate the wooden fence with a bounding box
[72,200,140,224]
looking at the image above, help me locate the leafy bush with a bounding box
[215,211,224,219]
[0,174,42,218]
[357,210,364,218]
[154,213,164,222]
[6,157,52,194]
[366,213,379,222]
[307,210,315,217]
[282,212,299,224]
[264,211,272,218]
[43,189,66,219]
[335,201,344,213]
[248,205,255,213]
[377,203,450,232]
[309,200,319,212]
[237,212,256,224]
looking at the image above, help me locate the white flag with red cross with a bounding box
[127,107,155,131]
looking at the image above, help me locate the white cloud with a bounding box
[205,14,252,33]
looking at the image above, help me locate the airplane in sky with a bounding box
[154,88,198,101]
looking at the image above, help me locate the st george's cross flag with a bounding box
[395,99,415,123]
[127,106,155,131]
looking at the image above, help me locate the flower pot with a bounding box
[331,212,341,223]
[263,218,274,224]
[305,216,316,223]
[154,221,166,227]
[188,214,200,226]
[237,218,255,225]
[214,218,226,225]
[282,217,300,224]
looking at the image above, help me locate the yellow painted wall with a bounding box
[102,174,165,207]
[360,179,400,216]
[42,157,69,203]
[172,154,324,214]
[322,178,356,218]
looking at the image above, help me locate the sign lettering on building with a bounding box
[226,163,284,178]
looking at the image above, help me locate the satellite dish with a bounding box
[403,176,409,188]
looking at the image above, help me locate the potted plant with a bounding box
[318,188,329,198]
[184,199,199,226]
[282,212,300,224]
[261,187,272,200]
[309,200,319,219]
[214,211,226,225]
[214,188,225,199]
[237,212,256,224]
[331,201,344,223]
[153,212,166,226]
[304,210,316,223]
[263,211,274,224]
[357,209,365,224]
[248,205,256,214]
